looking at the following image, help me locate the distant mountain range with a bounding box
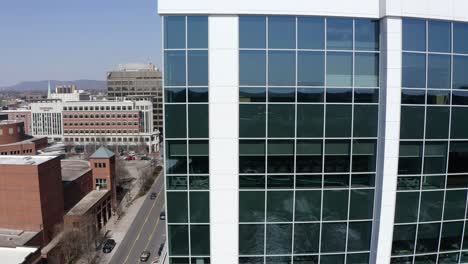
[0,80,107,92]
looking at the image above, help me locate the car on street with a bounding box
[140,251,151,262]
[158,243,165,256]
[102,239,116,253]
[150,192,157,200]
[125,155,136,161]
[159,211,165,220]
[141,156,152,160]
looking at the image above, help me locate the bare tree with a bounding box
[115,158,130,186]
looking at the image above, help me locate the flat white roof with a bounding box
[0,246,38,264]
[0,155,56,166]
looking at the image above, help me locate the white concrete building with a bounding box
[159,1,468,263]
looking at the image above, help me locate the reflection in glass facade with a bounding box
[392,19,468,264]
[239,16,379,263]
[164,16,210,264]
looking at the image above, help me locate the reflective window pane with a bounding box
[416,223,440,253]
[295,190,321,221]
[326,88,352,103]
[297,88,324,102]
[296,140,322,173]
[440,221,463,251]
[268,88,295,102]
[392,224,416,255]
[403,19,426,51]
[165,104,186,138]
[451,107,468,139]
[354,105,378,137]
[402,53,426,88]
[327,52,353,87]
[297,51,324,86]
[166,141,187,174]
[298,17,324,49]
[165,88,186,103]
[268,51,295,86]
[187,50,208,86]
[419,191,444,222]
[355,53,379,87]
[189,192,209,223]
[449,142,468,173]
[347,221,372,251]
[165,51,186,86]
[168,225,189,255]
[426,90,450,105]
[297,104,324,137]
[428,55,451,89]
[240,51,266,85]
[325,105,352,138]
[423,141,447,174]
[190,225,210,255]
[350,189,374,219]
[240,16,266,49]
[400,106,425,139]
[324,140,350,173]
[428,20,451,52]
[354,88,379,103]
[322,190,348,221]
[239,104,266,138]
[321,222,347,252]
[167,192,188,223]
[188,104,208,138]
[454,22,468,54]
[268,16,295,49]
[239,87,266,102]
[268,104,295,138]
[352,140,376,172]
[239,224,264,255]
[398,142,423,175]
[239,191,265,222]
[266,224,292,254]
[327,18,353,50]
[355,19,379,51]
[188,88,208,102]
[453,55,468,89]
[401,89,425,104]
[187,16,208,48]
[294,223,319,253]
[164,16,185,49]
[239,140,265,173]
[267,140,294,173]
[394,192,419,223]
[189,140,209,173]
[239,175,265,189]
[267,191,293,222]
[444,190,467,220]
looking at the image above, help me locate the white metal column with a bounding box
[371,17,402,264]
[208,15,239,264]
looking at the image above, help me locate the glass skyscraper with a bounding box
[159,1,468,263]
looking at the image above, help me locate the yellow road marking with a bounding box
[123,175,163,264]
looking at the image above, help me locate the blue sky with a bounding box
[0,0,161,86]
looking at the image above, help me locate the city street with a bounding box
[110,172,166,264]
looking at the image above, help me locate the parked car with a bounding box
[102,239,116,253]
[159,211,166,220]
[141,156,152,161]
[125,155,136,161]
[150,192,157,200]
[140,251,151,262]
[158,243,165,256]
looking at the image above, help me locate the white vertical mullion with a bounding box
[291,16,298,264]
[264,16,269,263]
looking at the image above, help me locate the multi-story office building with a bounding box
[48,84,91,102]
[29,99,159,153]
[159,1,468,263]
[107,63,163,132]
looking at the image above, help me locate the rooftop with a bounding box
[0,137,46,148]
[0,120,22,125]
[90,146,115,159]
[0,246,39,264]
[66,190,109,216]
[0,155,56,166]
[61,160,91,182]
[0,229,39,247]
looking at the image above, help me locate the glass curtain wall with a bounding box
[391,19,468,264]
[238,16,380,264]
[164,16,210,264]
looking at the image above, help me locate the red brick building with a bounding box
[0,156,64,245]
[0,121,48,156]
[0,110,32,135]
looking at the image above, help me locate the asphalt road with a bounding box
[110,174,166,264]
